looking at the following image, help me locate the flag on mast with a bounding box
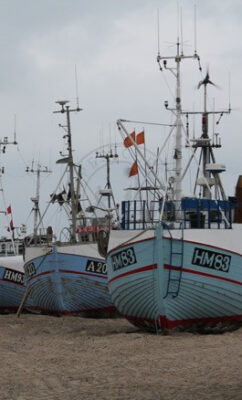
[136,131,145,145]
[7,220,14,232]
[123,131,135,148]
[6,205,14,231]
[6,205,12,215]
[129,161,138,177]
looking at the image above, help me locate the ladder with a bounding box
[163,225,184,298]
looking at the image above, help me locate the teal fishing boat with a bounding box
[105,29,242,333]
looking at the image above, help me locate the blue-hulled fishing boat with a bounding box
[22,101,116,315]
[0,240,25,313]
[105,34,242,333]
[23,241,114,315]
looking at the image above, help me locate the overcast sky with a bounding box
[0,0,241,236]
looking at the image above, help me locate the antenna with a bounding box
[228,71,231,111]
[13,114,17,144]
[194,4,197,55]
[212,98,215,145]
[180,7,184,55]
[192,104,195,140]
[157,9,160,56]
[109,123,112,152]
[75,65,80,111]
[193,5,202,71]
[26,162,52,238]
[177,2,180,42]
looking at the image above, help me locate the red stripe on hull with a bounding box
[108,264,157,284]
[27,270,55,282]
[107,236,154,255]
[126,313,242,333]
[26,305,116,315]
[28,269,107,282]
[164,264,242,286]
[59,269,107,280]
[108,262,241,287]
[108,235,240,257]
[0,306,20,312]
[57,252,103,261]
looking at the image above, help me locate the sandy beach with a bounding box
[0,314,241,400]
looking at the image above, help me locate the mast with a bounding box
[186,71,230,200]
[157,39,201,207]
[175,40,182,204]
[54,101,82,241]
[96,147,118,211]
[26,162,51,238]
[202,81,209,197]
[0,135,17,244]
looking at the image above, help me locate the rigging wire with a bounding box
[120,119,174,127]
[161,72,176,102]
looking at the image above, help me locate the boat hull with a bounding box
[24,243,116,315]
[0,256,33,313]
[107,226,242,332]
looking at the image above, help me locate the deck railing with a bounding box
[121,198,234,230]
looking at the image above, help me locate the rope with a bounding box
[111,228,150,250]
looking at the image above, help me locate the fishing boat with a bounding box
[0,237,26,313]
[0,134,33,313]
[105,35,242,333]
[22,101,117,315]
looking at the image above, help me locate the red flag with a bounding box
[136,131,145,145]
[7,219,14,232]
[129,161,138,177]
[6,205,12,215]
[123,131,135,148]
